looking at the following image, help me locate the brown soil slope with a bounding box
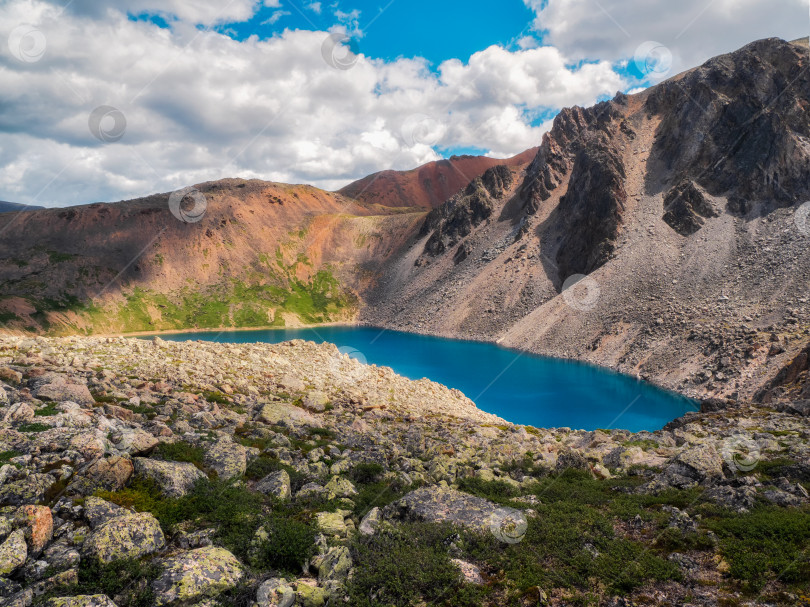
[0,179,423,334]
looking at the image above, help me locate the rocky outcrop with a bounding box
[662,180,719,236]
[553,130,627,279]
[419,165,513,258]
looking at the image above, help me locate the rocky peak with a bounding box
[418,165,514,259]
[645,37,810,213]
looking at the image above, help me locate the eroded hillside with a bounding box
[363,38,810,402]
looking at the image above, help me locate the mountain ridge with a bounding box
[0,37,807,405]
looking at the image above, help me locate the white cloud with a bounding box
[307,2,322,14]
[524,0,808,75]
[0,0,627,206]
[262,10,290,25]
[44,0,263,25]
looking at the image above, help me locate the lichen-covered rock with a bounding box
[314,545,351,583]
[384,486,505,533]
[256,577,295,607]
[46,595,118,607]
[83,496,127,529]
[34,381,94,406]
[14,504,53,553]
[315,511,349,537]
[0,529,27,575]
[295,582,328,607]
[0,474,56,506]
[257,402,320,427]
[83,512,165,563]
[43,539,81,571]
[302,391,330,412]
[254,470,291,500]
[110,428,158,456]
[323,476,356,499]
[358,507,381,536]
[203,441,247,480]
[663,444,725,487]
[151,546,244,606]
[68,456,134,495]
[3,402,35,423]
[132,458,206,498]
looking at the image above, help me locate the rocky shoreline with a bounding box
[0,336,807,606]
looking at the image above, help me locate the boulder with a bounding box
[296,582,328,607]
[315,511,349,537]
[358,507,381,536]
[663,444,725,488]
[14,505,52,553]
[132,458,206,498]
[257,402,320,427]
[110,428,158,456]
[203,441,247,480]
[83,496,127,529]
[83,512,165,563]
[151,546,244,606]
[0,529,27,575]
[302,391,330,412]
[256,578,296,607]
[34,382,94,406]
[255,470,291,500]
[3,403,35,423]
[69,456,133,495]
[0,474,57,506]
[314,546,351,583]
[384,486,509,534]
[323,476,357,499]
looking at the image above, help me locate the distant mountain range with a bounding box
[0,37,807,403]
[0,201,44,213]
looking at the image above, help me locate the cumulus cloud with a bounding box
[0,0,626,206]
[44,0,262,25]
[524,0,808,76]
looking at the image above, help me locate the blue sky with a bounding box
[216,0,540,68]
[3,0,807,206]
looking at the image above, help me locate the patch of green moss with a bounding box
[18,422,50,433]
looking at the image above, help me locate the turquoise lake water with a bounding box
[151,326,698,432]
